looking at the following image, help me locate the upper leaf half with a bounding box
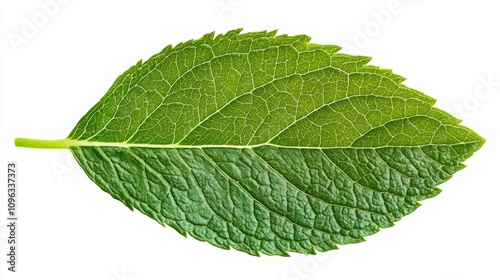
[67,29,483,148]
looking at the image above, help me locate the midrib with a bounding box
[14,137,481,150]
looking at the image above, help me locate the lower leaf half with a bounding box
[70,142,482,256]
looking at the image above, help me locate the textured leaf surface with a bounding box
[16,29,484,256]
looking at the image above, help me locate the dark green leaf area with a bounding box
[71,141,477,255]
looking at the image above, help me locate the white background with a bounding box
[1,0,499,279]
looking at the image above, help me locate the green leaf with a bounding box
[15,29,485,256]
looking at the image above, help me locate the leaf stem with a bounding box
[14,138,70,149]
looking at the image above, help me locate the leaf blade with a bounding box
[17,29,485,255]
